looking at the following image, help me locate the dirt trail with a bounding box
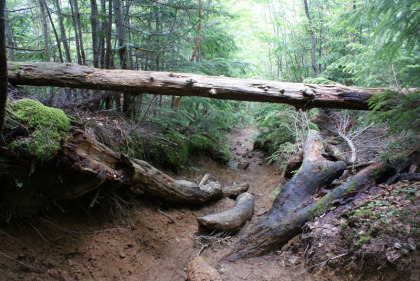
[0,127,333,280]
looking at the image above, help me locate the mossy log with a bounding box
[226,161,396,261]
[197,192,255,232]
[59,130,245,203]
[226,130,347,260]
[6,61,409,110]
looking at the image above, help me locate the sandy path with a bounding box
[0,127,328,281]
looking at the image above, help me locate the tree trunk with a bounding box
[190,0,202,62]
[38,0,50,62]
[58,130,247,203]
[0,0,7,137]
[225,130,345,259]
[4,7,14,61]
[303,0,318,77]
[69,0,82,65]
[73,0,85,65]
[54,0,72,62]
[44,0,64,63]
[7,61,408,111]
[226,161,396,260]
[90,0,99,68]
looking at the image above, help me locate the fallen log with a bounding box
[225,130,346,260]
[226,161,396,260]
[59,129,246,203]
[197,192,255,232]
[6,61,406,110]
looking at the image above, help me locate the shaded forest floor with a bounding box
[0,125,418,280]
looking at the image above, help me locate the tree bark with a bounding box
[7,61,406,110]
[38,0,50,62]
[303,0,318,77]
[58,130,246,203]
[54,0,71,62]
[4,6,14,61]
[190,0,202,62]
[226,130,346,260]
[0,0,7,137]
[197,192,254,232]
[226,161,396,260]
[90,0,99,68]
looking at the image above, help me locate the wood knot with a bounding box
[301,87,315,99]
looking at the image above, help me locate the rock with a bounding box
[187,257,222,281]
[237,161,250,170]
[288,255,300,266]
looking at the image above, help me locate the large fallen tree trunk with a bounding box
[59,130,245,203]
[226,130,347,260]
[226,161,396,260]
[7,61,404,110]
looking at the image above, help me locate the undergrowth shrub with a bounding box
[253,104,319,167]
[368,90,420,156]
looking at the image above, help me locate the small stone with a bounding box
[393,239,402,249]
[67,259,75,266]
[237,161,250,170]
[119,252,126,259]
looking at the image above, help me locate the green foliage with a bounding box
[7,99,70,161]
[253,104,318,166]
[368,90,420,154]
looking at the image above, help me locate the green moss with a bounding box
[8,99,70,161]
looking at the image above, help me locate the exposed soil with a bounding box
[0,126,418,280]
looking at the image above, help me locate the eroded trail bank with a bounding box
[0,126,324,281]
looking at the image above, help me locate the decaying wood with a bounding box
[226,160,396,261]
[226,130,346,260]
[197,192,254,232]
[59,130,247,203]
[6,61,406,110]
[221,183,249,197]
[187,257,222,281]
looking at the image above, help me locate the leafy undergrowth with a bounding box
[300,180,419,280]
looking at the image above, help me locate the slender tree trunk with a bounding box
[38,0,50,61]
[0,0,7,137]
[98,0,106,68]
[112,0,133,117]
[104,0,112,69]
[303,0,318,77]
[69,0,82,64]
[28,0,40,49]
[55,0,72,62]
[44,0,64,63]
[4,7,14,61]
[90,0,99,68]
[73,0,85,65]
[190,0,202,62]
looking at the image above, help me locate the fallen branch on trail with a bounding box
[226,129,347,260]
[7,61,408,110]
[59,130,247,203]
[226,159,396,260]
[197,192,255,232]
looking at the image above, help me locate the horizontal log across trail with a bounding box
[7,61,397,110]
